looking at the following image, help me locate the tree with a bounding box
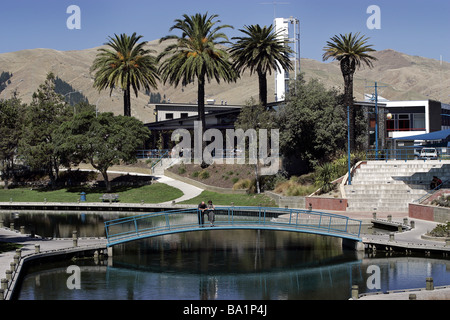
[0,92,25,189]
[278,76,347,170]
[322,32,377,150]
[91,32,159,117]
[20,73,72,187]
[158,12,237,167]
[230,24,293,108]
[55,112,150,192]
[235,98,276,193]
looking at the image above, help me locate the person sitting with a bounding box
[430,176,443,190]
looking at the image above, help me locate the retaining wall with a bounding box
[409,203,450,223]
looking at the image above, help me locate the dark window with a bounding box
[398,114,410,131]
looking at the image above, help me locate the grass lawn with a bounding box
[0,242,22,253]
[180,190,277,207]
[0,184,184,204]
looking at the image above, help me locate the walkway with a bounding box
[152,174,203,204]
[0,227,106,299]
[69,166,204,204]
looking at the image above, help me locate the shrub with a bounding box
[315,163,336,194]
[273,177,317,196]
[178,164,186,175]
[429,222,450,237]
[233,178,256,193]
[198,170,210,179]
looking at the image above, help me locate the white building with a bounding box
[274,17,300,102]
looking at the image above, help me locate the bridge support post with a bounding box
[426,277,434,291]
[73,231,78,247]
[351,285,359,300]
[342,239,364,251]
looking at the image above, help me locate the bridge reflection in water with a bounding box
[104,207,362,247]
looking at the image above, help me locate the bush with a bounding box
[233,178,256,194]
[178,164,186,175]
[432,195,450,207]
[273,177,317,196]
[315,163,336,194]
[198,170,210,180]
[429,222,450,237]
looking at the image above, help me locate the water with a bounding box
[3,212,450,300]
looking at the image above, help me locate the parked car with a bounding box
[417,148,438,160]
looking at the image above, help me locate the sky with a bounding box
[0,0,449,62]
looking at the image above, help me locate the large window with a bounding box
[386,113,425,132]
[413,114,425,131]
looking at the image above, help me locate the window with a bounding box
[413,114,425,131]
[180,113,189,119]
[165,113,174,120]
[398,114,410,131]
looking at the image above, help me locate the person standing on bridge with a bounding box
[198,201,207,227]
[206,200,215,227]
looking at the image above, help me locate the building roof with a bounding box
[393,129,450,141]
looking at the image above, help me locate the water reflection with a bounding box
[6,212,450,300]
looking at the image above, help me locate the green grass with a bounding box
[0,184,183,204]
[179,190,277,207]
[0,242,22,253]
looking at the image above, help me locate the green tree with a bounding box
[91,32,159,117]
[235,98,276,193]
[55,112,150,192]
[230,24,293,108]
[322,32,377,150]
[20,73,72,187]
[158,12,237,166]
[0,92,25,189]
[278,76,346,170]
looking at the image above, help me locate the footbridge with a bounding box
[104,207,363,249]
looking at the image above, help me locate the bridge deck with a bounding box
[104,207,363,247]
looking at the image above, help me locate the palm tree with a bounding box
[158,13,237,141]
[230,24,293,108]
[322,32,377,150]
[91,32,159,117]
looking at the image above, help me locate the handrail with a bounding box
[414,180,448,204]
[366,148,449,162]
[104,207,362,246]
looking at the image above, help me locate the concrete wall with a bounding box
[264,191,305,209]
[305,197,348,212]
[409,203,450,223]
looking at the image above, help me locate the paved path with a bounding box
[68,167,205,204]
[152,174,203,205]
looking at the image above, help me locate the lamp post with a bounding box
[347,105,352,185]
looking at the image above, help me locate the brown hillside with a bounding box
[0,42,449,124]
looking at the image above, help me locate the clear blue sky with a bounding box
[1,0,449,62]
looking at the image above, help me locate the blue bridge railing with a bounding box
[104,207,362,247]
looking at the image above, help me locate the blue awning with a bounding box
[393,129,450,141]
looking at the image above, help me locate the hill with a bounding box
[0,40,449,123]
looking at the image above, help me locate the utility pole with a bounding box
[366,82,387,160]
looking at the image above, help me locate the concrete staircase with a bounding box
[345,160,450,212]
